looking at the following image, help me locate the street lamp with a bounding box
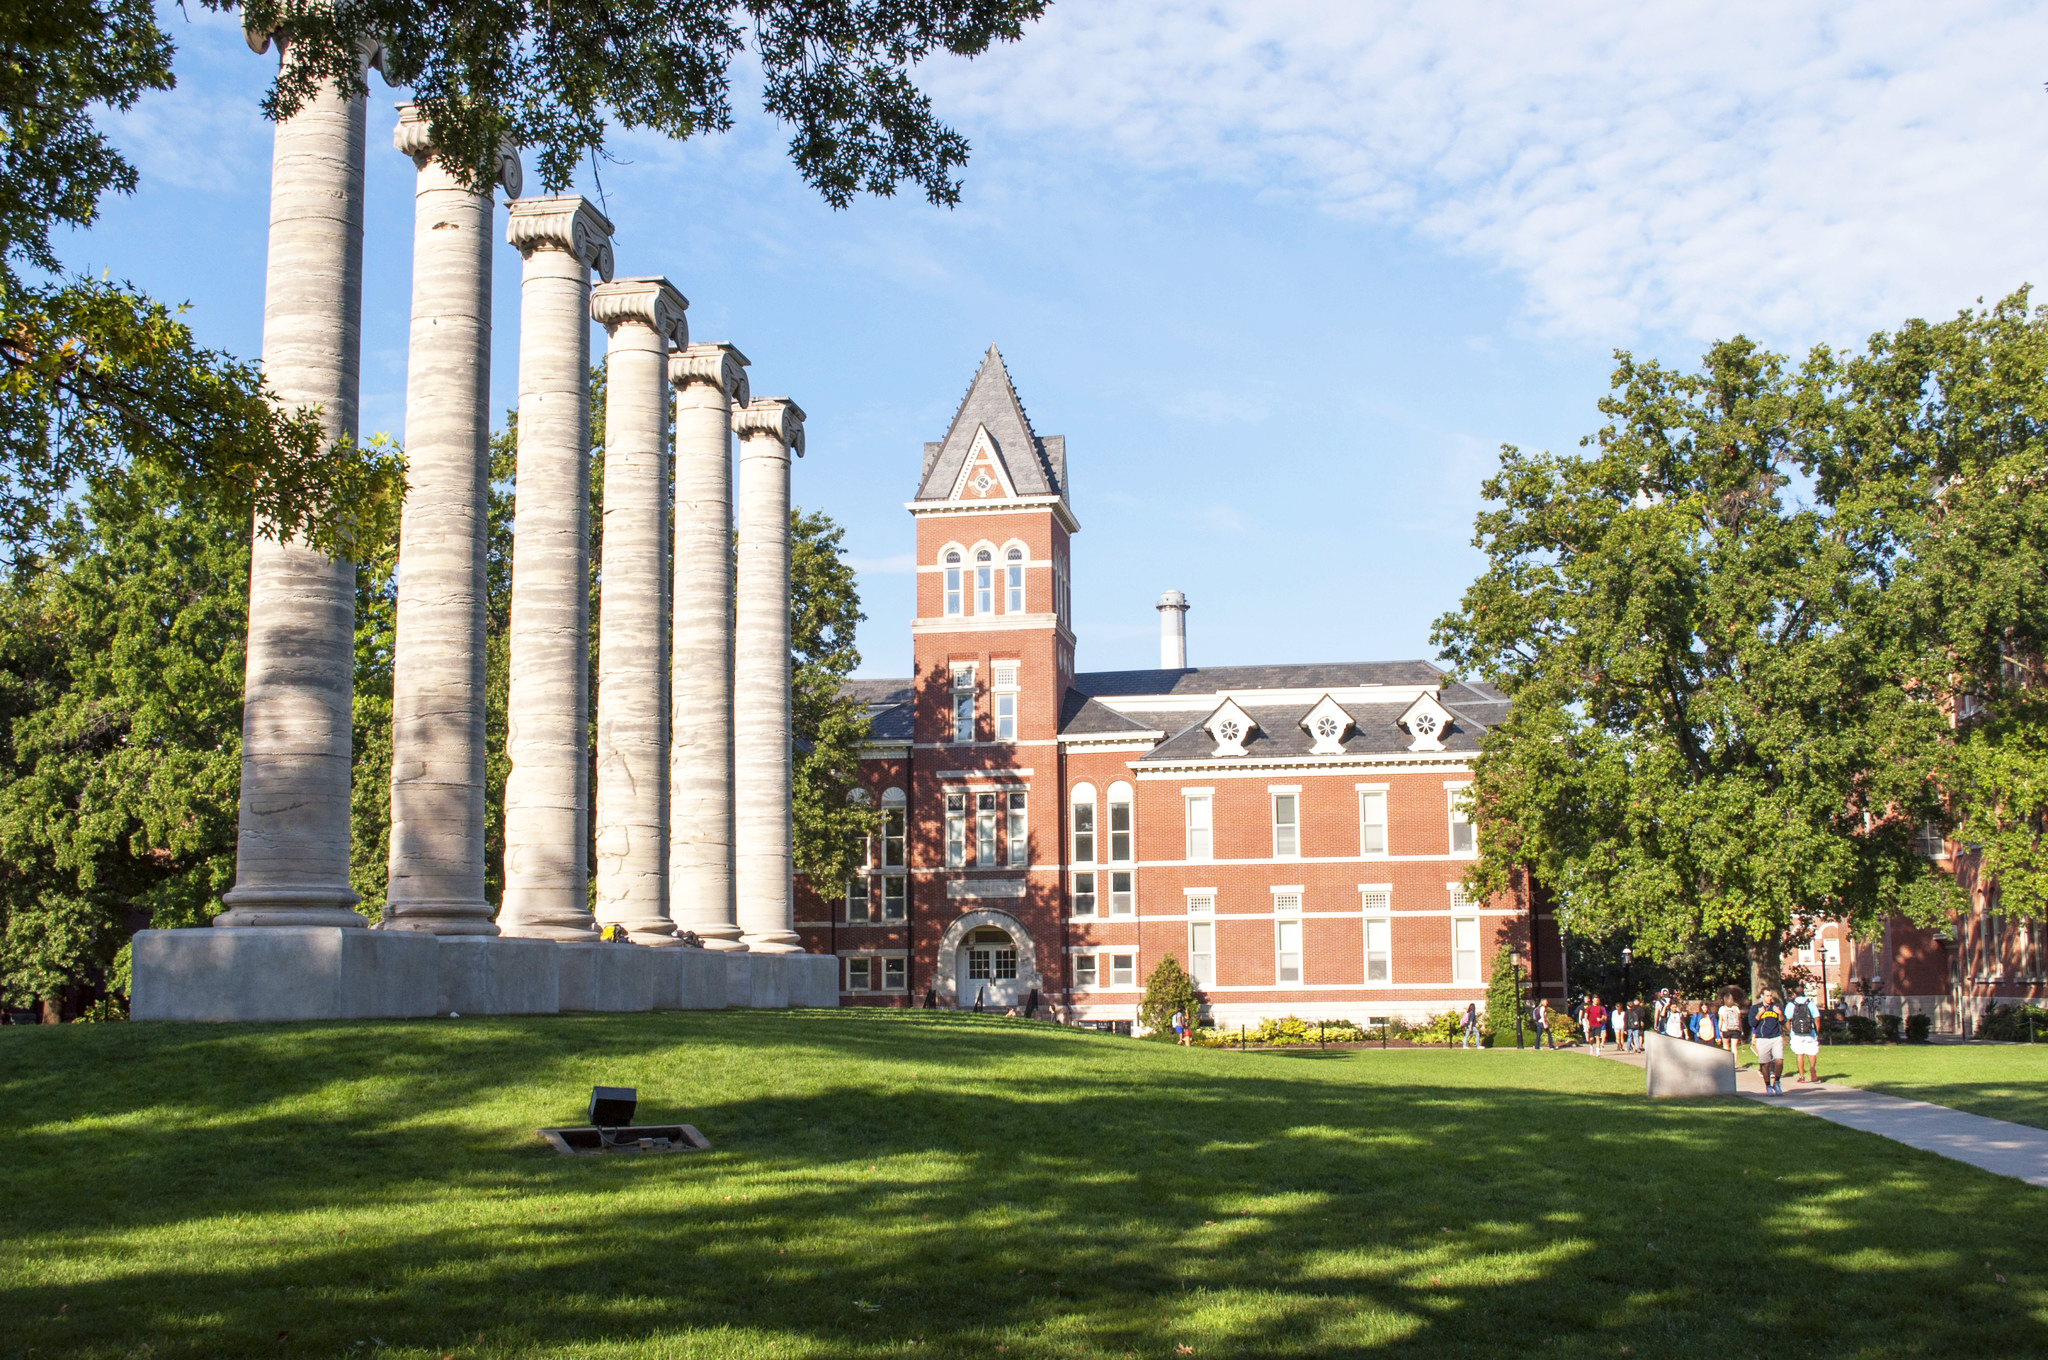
[1621,947,1633,1005]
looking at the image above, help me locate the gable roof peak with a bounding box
[915,345,1067,503]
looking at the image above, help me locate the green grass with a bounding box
[4,1011,2045,1359]
[1803,1042,2048,1131]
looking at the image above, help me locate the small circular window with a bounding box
[1413,713,1439,736]
[1218,720,1242,743]
[1316,716,1339,738]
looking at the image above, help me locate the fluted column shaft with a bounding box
[383,107,519,934]
[733,398,805,953]
[591,277,688,944]
[217,40,368,928]
[498,196,614,940]
[668,344,749,950]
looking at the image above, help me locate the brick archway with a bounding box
[933,908,1043,1006]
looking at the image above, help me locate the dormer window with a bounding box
[1204,698,1257,757]
[944,550,962,615]
[975,548,994,614]
[1397,692,1454,753]
[1300,695,1354,755]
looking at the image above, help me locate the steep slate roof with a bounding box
[1440,675,1510,730]
[1072,660,1448,698]
[916,346,1068,502]
[843,677,915,743]
[1057,690,1162,737]
[1138,702,1483,763]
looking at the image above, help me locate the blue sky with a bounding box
[75,2,2048,679]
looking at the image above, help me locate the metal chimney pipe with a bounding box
[1157,590,1189,669]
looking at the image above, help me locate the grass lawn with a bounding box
[5,1011,2046,1359]
[1803,1042,2048,1131]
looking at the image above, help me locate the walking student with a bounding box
[1171,1007,1190,1046]
[1533,997,1556,1050]
[1750,991,1787,1094]
[1787,990,1822,1083]
[1718,994,1744,1058]
[1626,998,1646,1052]
[1461,1001,1480,1050]
[1585,996,1609,1056]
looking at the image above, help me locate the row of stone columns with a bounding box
[217,44,807,957]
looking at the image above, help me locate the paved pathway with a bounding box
[1587,1046,2048,1187]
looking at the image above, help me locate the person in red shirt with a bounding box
[1584,997,1609,1055]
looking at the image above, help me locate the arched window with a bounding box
[975,548,994,614]
[1070,783,1097,917]
[944,550,962,615]
[1006,546,1025,613]
[1107,781,1134,916]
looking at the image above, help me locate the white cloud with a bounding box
[931,0,2048,344]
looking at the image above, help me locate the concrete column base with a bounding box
[655,947,731,1009]
[787,953,840,1008]
[557,943,665,1012]
[437,936,560,1015]
[1645,1033,1737,1097]
[130,927,439,1021]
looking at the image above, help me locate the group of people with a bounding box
[1486,986,1828,1094]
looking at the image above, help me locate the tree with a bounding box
[0,465,249,1016]
[1138,953,1200,1038]
[1434,336,1954,997]
[1482,945,1521,1047]
[790,505,878,890]
[0,0,404,569]
[228,0,1048,205]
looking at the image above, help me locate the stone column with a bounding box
[589,277,689,944]
[668,344,750,951]
[732,398,806,954]
[381,106,520,935]
[497,196,614,940]
[215,34,373,929]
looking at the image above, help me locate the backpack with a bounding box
[1789,1001,1816,1036]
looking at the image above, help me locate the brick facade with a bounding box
[794,348,1556,1028]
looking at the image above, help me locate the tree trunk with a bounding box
[1749,933,1786,1000]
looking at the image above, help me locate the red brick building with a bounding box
[794,349,1557,1027]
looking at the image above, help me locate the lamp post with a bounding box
[1621,946,1633,1005]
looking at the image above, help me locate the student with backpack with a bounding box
[1786,990,1822,1083]
[1585,997,1609,1055]
[1532,997,1556,1049]
[1749,991,1787,1094]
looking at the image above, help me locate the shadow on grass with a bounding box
[2,1011,2044,1358]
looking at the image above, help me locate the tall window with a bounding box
[1109,782,1134,915]
[1359,790,1387,856]
[1915,823,1946,858]
[881,805,906,869]
[993,664,1018,740]
[1007,791,1028,866]
[1185,794,1212,861]
[1110,872,1134,916]
[846,875,871,923]
[1452,915,1480,983]
[1448,787,1476,855]
[1362,891,1391,983]
[1188,894,1215,986]
[975,548,994,613]
[945,794,966,868]
[876,799,907,920]
[1074,953,1098,989]
[944,550,962,615]
[1272,793,1299,858]
[1072,871,1096,917]
[1275,918,1302,985]
[1007,547,1025,612]
[976,793,998,865]
[1071,787,1096,863]
[951,665,976,743]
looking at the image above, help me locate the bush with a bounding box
[1906,1013,1932,1042]
[1403,1011,1463,1045]
[1545,1011,1582,1045]
[1977,1004,2048,1043]
[1880,1013,1902,1042]
[1483,945,1521,1040]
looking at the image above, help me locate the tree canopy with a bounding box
[1434,332,1957,990]
[227,0,1048,203]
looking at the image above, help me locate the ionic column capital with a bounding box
[506,195,615,281]
[246,24,387,80]
[393,102,522,196]
[670,342,751,406]
[733,397,806,457]
[590,276,688,347]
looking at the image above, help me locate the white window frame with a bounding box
[1271,789,1300,859]
[1006,546,1025,613]
[846,956,875,992]
[1108,952,1138,989]
[944,793,966,868]
[1108,782,1134,864]
[976,792,999,866]
[1073,953,1099,989]
[881,956,907,991]
[1447,782,1476,857]
[1072,869,1096,917]
[1007,790,1028,867]
[1275,916,1303,986]
[943,549,963,616]
[951,665,976,744]
[1071,784,1097,865]
[1452,913,1481,984]
[975,548,994,614]
[1184,790,1213,862]
[993,663,1019,741]
[1360,888,1391,984]
[1109,870,1134,917]
[1186,891,1215,987]
[1357,785,1389,858]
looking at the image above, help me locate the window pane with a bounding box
[1273,794,1298,857]
[1111,954,1136,987]
[1075,954,1098,988]
[945,794,966,868]
[968,948,992,980]
[1365,918,1390,983]
[994,948,1018,980]
[1360,791,1386,855]
[1453,917,1479,982]
[1274,893,1301,914]
[1189,922,1214,987]
[1073,871,1095,917]
[1186,795,1211,860]
[1109,801,1132,863]
[996,692,1016,740]
[846,877,870,923]
[1276,920,1302,984]
[1073,802,1095,864]
[882,876,906,920]
[883,810,906,867]
[1110,871,1133,916]
[1007,791,1027,866]
[953,693,974,743]
[848,958,872,991]
[977,794,998,864]
[1007,564,1023,613]
[945,568,961,615]
[882,957,906,990]
[1449,790,1475,854]
[1186,894,1213,914]
[976,566,992,614]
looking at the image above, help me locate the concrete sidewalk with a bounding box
[1588,1045,2048,1188]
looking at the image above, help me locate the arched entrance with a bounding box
[934,909,1042,1010]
